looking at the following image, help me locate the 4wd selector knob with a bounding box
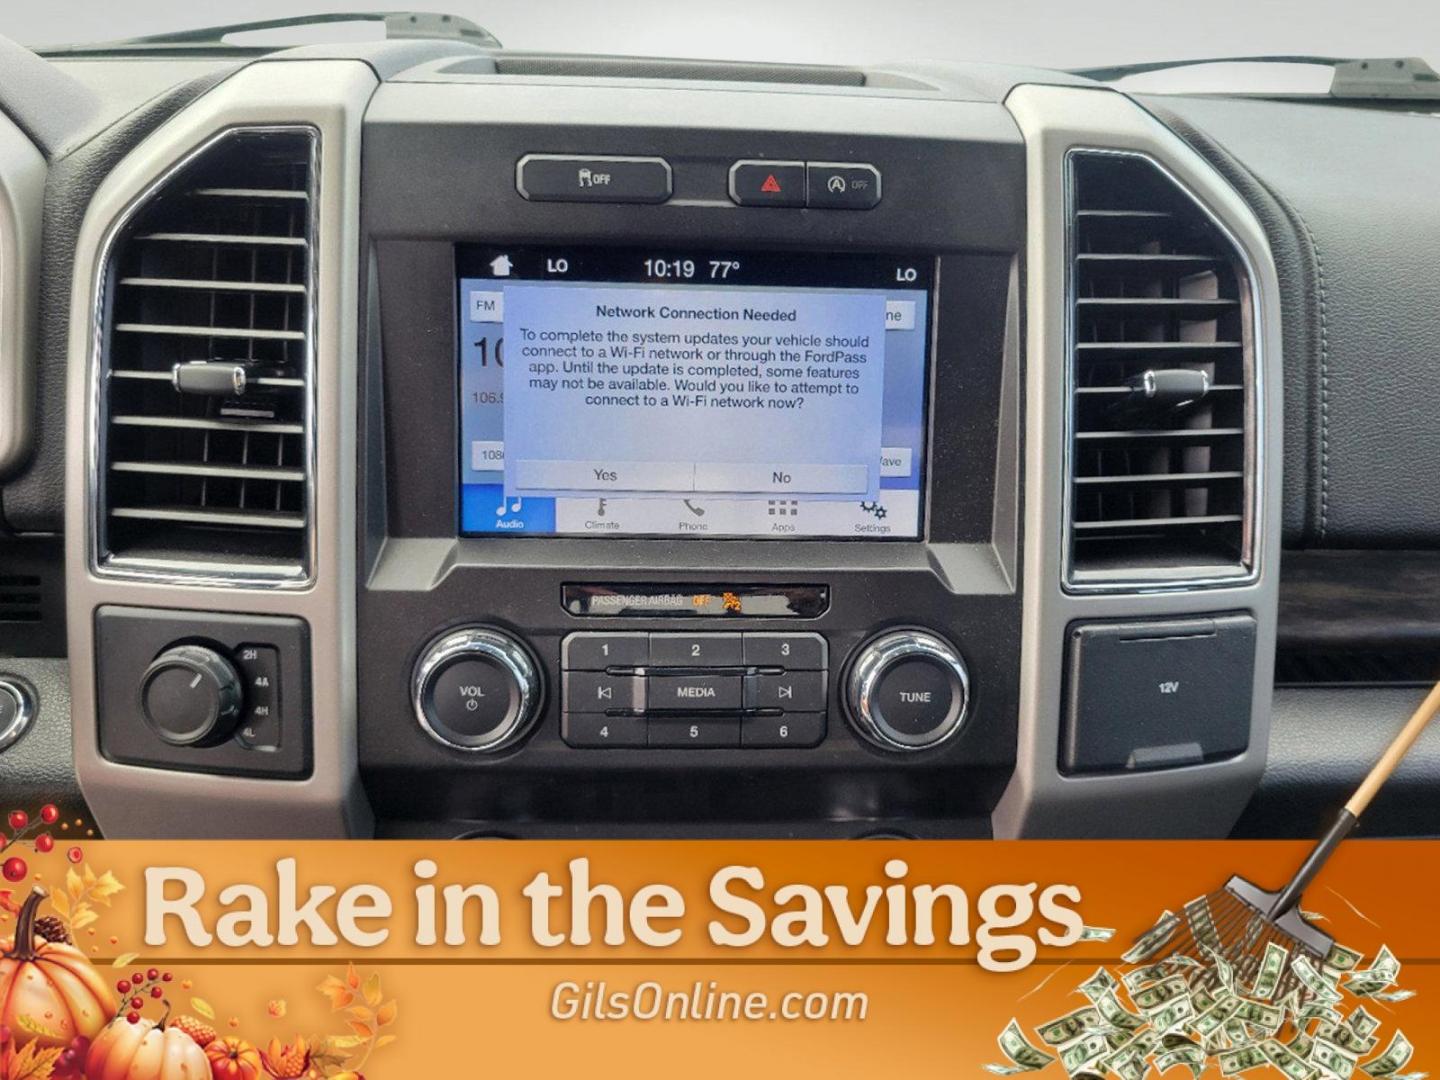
[846,630,970,752]
[140,645,244,747]
[412,628,541,752]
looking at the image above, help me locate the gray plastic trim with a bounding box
[65,60,378,838]
[0,112,45,479]
[993,85,1282,838]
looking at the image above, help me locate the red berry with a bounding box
[59,1049,76,1066]
[131,972,144,986]
[116,980,131,994]
[126,1012,140,1024]
[161,972,173,982]
[0,1024,11,1044]
[7,811,27,831]
[35,833,54,853]
[66,846,83,864]
[40,805,59,825]
[130,996,143,1010]
[150,986,163,999]
[147,967,159,981]
[1,856,26,882]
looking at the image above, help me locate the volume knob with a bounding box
[846,630,970,752]
[412,628,541,752]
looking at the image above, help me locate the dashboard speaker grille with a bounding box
[1066,150,1255,587]
[95,128,316,582]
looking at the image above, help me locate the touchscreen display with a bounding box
[457,246,931,539]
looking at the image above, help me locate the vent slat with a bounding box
[110,369,304,388]
[120,277,306,294]
[110,507,306,529]
[1067,151,1254,584]
[136,232,307,247]
[1073,514,1243,531]
[97,128,315,580]
[1074,471,1244,486]
[111,415,304,435]
[113,322,306,342]
[111,461,306,483]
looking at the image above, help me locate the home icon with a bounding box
[490,254,513,277]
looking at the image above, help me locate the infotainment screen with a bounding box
[456,245,932,539]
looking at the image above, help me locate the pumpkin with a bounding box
[206,1036,265,1080]
[0,888,115,1049]
[86,1013,210,1080]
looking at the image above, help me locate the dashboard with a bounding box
[1,34,1439,839]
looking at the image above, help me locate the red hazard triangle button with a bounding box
[730,160,805,207]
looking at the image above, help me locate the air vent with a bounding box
[0,539,65,656]
[95,128,316,582]
[1066,151,1256,588]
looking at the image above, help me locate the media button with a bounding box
[517,155,672,204]
[648,674,743,711]
[806,163,882,209]
[729,161,805,208]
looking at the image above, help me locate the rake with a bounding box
[1131,679,1440,1004]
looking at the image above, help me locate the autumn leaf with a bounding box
[346,1021,374,1041]
[191,998,216,1020]
[70,907,98,932]
[90,871,125,906]
[65,868,83,902]
[323,1035,366,1052]
[345,962,360,990]
[111,952,139,968]
[375,1000,397,1027]
[317,975,354,1011]
[5,1041,64,1080]
[345,1006,373,1024]
[361,972,382,1007]
[82,864,97,889]
[46,892,68,919]
[374,1034,398,1050]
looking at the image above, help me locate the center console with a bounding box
[357,83,1026,834]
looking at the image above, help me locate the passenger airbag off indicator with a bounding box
[729,160,806,207]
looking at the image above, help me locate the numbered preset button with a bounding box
[742,713,825,748]
[562,633,649,670]
[563,714,647,748]
[742,632,827,670]
[648,633,743,667]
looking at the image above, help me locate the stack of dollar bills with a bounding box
[986,911,1422,1079]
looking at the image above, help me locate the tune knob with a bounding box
[412,628,541,752]
[846,630,970,752]
[140,645,244,747]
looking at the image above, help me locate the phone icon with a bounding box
[682,499,706,517]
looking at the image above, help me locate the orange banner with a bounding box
[0,837,1434,1078]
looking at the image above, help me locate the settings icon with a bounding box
[859,500,888,520]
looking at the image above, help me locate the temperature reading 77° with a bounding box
[709,259,740,280]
